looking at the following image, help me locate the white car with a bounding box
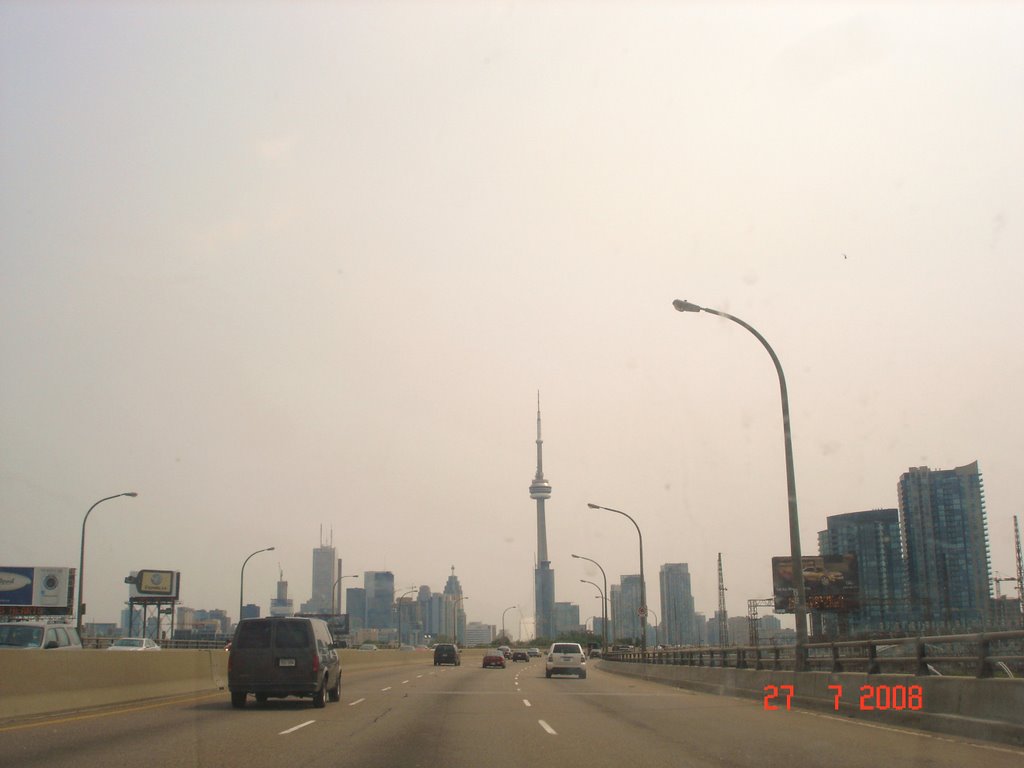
[545,642,587,679]
[107,637,161,651]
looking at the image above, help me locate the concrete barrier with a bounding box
[0,649,228,721]
[0,646,470,721]
[596,660,1024,747]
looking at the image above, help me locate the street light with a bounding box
[331,574,360,615]
[580,579,606,650]
[239,547,275,624]
[672,298,809,669]
[572,553,609,654]
[587,503,648,653]
[501,605,517,645]
[77,492,138,637]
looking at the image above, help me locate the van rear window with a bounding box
[236,621,272,649]
[275,620,310,648]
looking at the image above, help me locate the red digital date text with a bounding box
[763,684,923,711]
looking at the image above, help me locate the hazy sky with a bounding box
[2,2,1022,634]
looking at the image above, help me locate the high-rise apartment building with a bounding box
[899,461,991,631]
[553,601,582,637]
[612,575,643,643]
[659,563,697,646]
[818,509,907,635]
[364,571,395,629]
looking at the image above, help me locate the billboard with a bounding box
[772,555,859,613]
[0,567,74,615]
[128,570,181,600]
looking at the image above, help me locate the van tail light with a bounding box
[312,653,320,673]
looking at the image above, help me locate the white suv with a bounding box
[545,642,587,679]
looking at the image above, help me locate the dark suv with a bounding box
[433,643,461,666]
[228,617,341,708]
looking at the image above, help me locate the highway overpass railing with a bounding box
[605,629,1024,678]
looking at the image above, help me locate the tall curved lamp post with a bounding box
[572,553,609,654]
[501,605,517,645]
[331,574,360,615]
[587,503,647,652]
[77,492,138,637]
[580,579,607,651]
[239,547,275,624]
[672,298,808,669]
[396,587,419,646]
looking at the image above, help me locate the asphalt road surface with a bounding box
[1,660,1021,768]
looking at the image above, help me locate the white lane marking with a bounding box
[416,675,423,679]
[538,720,557,735]
[279,720,315,735]
[402,680,410,684]
[349,698,365,706]
[523,699,532,707]
[381,686,392,692]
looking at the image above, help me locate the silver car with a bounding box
[0,622,83,650]
[545,642,587,679]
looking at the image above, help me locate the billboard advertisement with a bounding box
[128,570,180,600]
[772,555,859,613]
[0,566,74,615]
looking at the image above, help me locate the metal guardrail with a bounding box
[605,629,1024,679]
[83,637,228,650]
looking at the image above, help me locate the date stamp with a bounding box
[763,684,924,711]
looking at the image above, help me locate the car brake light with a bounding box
[312,653,319,673]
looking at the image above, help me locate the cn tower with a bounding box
[530,393,556,640]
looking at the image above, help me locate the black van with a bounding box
[228,617,342,708]
[433,643,461,666]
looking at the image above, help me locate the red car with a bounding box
[482,650,506,668]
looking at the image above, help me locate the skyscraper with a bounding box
[899,461,991,631]
[529,395,556,640]
[660,563,697,646]
[300,529,337,615]
[346,587,366,630]
[364,571,395,629]
[443,566,465,643]
[818,509,907,635]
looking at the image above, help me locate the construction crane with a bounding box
[717,553,728,647]
[1015,515,1024,628]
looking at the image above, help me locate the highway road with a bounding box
[1,659,1021,768]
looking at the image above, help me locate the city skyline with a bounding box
[36,452,1024,634]
[3,3,1022,634]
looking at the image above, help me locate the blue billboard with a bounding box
[0,566,74,613]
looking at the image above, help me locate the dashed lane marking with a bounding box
[279,720,315,735]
